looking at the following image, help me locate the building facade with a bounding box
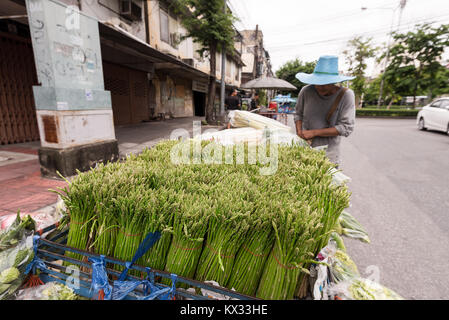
[240,27,273,86]
[0,0,244,176]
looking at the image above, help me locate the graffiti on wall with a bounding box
[26,0,103,90]
[27,0,54,87]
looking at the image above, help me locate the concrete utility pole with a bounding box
[254,24,259,78]
[397,0,407,29]
[220,2,226,119]
[376,0,407,107]
[25,0,118,177]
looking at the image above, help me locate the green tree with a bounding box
[343,36,377,108]
[365,75,401,107]
[364,76,382,105]
[421,61,449,98]
[384,23,449,107]
[171,0,237,123]
[275,59,316,97]
[257,89,267,106]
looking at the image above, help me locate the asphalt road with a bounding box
[339,117,449,300]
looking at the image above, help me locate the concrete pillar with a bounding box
[25,0,118,177]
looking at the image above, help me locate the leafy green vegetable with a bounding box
[339,210,370,243]
[0,212,35,252]
[0,267,19,284]
[41,283,78,300]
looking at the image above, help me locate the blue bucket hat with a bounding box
[295,55,355,85]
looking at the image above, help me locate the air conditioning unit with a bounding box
[120,0,142,21]
[182,58,194,67]
[170,33,181,48]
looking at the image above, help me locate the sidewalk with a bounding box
[0,117,221,218]
[115,116,221,158]
[0,143,66,217]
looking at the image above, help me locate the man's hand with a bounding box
[301,130,316,140]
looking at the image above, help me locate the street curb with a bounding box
[356,116,417,119]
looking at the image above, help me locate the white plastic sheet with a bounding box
[229,110,294,133]
[328,277,403,300]
[0,198,65,234]
[199,127,309,147]
[16,282,78,300]
[199,127,263,145]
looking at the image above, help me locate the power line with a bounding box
[263,0,443,39]
[239,0,253,28]
[266,13,449,51]
[227,0,249,30]
[266,9,448,42]
[228,0,253,30]
[266,12,374,37]
[262,0,399,36]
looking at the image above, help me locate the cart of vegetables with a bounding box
[48,138,352,300]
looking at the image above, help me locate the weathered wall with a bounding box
[55,0,146,42]
[148,1,241,88]
[79,0,146,42]
[215,51,242,88]
[174,78,193,117]
[148,0,192,59]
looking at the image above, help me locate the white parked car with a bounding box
[417,98,449,135]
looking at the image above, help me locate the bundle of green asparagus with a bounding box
[58,140,350,299]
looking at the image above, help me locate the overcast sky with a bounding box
[227,0,449,76]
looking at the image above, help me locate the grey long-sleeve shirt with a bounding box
[294,85,355,164]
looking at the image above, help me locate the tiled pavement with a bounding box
[0,144,67,217]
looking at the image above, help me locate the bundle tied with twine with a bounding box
[55,140,350,299]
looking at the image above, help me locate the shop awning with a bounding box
[99,22,209,80]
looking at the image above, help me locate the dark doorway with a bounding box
[193,91,206,117]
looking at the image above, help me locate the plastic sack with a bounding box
[263,128,309,147]
[199,280,238,300]
[328,168,351,186]
[229,110,294,133]
[328,277,403,300]
[313,145,328,152]
[310,243,335,300]
[199,127,309,148]
[338,210,370,243]
[0,235,34,300]
[0,199,64,236]
[329,249,360,283]
[15,282,78,300]
[185,281,238,300]
[199,127,263,145]
[311,239,360,299]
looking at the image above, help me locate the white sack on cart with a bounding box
[199,127,263,145]
[229,110,294,133]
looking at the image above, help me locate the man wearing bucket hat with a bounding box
[294,55,356,165]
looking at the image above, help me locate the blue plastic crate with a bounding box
[28,224,257,301]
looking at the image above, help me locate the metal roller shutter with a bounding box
[0,32,39,145]
[103,62,149,125]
